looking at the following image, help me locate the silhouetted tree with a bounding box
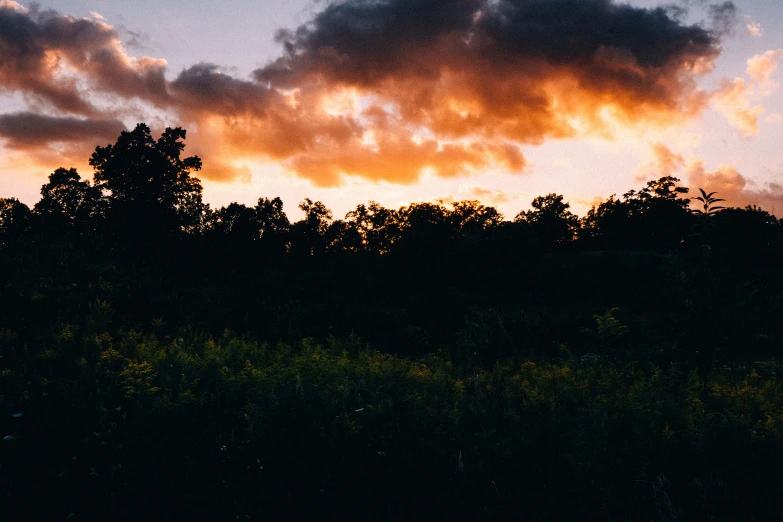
[90,124,205,238]
[583,177,691,249]
[5,123,783,379]
[291,198,333,255]
[34,168,104,232]
[580,195,630,246]
[626,176,691,248]
[256,197,290,236]
[710,205,779,251]
[388,201,459,261]
[323,219,355,253]
[256,196,290,254]
[208,203,259,241]
[449,200,503,233]
[515,193,578,245]
[631,176,690,204]
[0,197,32,245]
[401,202,448,231]
[344,201,400,254]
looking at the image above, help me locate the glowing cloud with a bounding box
[687,161,783,213]
[467,186,513,205]
[746,49,783,88]
[711,49,783,135]
[711,77,764,136]
[746,22,763,37]
[634,142,686,181]
[0,0,732,187]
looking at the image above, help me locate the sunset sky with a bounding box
[0,0,781,218]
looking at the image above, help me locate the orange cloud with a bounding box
[634,142,685,181]
[652,143,686,176]
[259,0,719,143]
[466,187,512,205]
[711,77,764,136]
[746,49,783,88]
[208,0,719,184]
[574,195,606,213]
[170,73,527,184]
[439,185,529,209]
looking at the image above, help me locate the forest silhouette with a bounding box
[3,124,783,521]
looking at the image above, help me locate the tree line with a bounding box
[1,123,782,365]
[2,124,777,255]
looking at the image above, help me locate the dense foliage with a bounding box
[2,124,783,520]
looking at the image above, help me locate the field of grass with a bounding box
[4,325,783,521]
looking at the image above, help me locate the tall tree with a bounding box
[583,177,692,249]
[0,197,32,246]
[209,203,259,241]
[344,201,400,254]
[90,124,205,237]
[515,194,579,245]
[392,201,453,257]
[256,197,291,254]
[624,176,691,248]
[449,200,503,233]
[291,198,333,255]
[34,168,104,231]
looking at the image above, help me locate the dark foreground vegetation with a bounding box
[2,124,783,520]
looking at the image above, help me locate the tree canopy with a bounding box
[90,124,204,236]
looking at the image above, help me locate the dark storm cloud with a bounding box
[261,0,482,86]
[257,0,720,85]
[170,63,276,116]
[479,0,715,68]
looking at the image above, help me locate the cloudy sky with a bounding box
[0,0,781,218]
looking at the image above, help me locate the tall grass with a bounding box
[3,327,783,520]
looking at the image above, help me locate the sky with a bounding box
[0,0,781,219]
